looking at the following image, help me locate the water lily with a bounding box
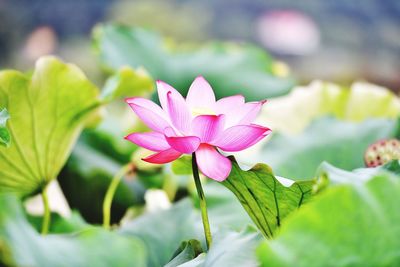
[125,76,271,181]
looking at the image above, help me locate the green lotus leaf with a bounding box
[222,158,314,238]
[257,172,400,267]
[0,56,101,197]
[0,108,10,147]
[165,239,203,267]
[170,229,262,267]
[101,65,154,103]
[252,117,397,180]
[0,194,147,267]
[93,24,295,100]
[260,80,400,134]
[119,199,202,266]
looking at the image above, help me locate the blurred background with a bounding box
[1,0,399,90]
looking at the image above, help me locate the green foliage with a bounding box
[171,156,262,230]
[0,194,147,267]
[0,108,10,147]
[257,173,400,267]
[1,24,399,267]
[316,161,377,186]
[59,141,146,224]
[119,199,202,266]
[222,158,314,238]
[26,211,89,234]
[199,181,254,230]
[174,229,262,267]
[0,56,101,197]
[58,62,158,222]
[165,240,203,267]
[101,66,154,103]
[201,229,261,266]
[261,81,400,134]
[258,117,398,180]
[315,160,400,191]
[93,24,295,100]
[171,155,192,175]
[381,160,400,175]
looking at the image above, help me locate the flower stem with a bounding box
[103,164,131,230]
[192,153,212,250]
[41,187,50,235]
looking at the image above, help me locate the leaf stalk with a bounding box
[103,164,131,230]
[41,186,50,235]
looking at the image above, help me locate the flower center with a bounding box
[191,107,216,117]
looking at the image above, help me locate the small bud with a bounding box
[364,139,400,167]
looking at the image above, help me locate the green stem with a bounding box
[41,187,50,235]
[192,153,213,249]
[103,164,131,230]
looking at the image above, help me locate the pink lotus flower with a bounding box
[125,76,271,181]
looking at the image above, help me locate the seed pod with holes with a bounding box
[364,139,400,167]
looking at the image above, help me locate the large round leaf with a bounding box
[0,56,101,197]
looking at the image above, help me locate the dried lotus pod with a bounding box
[364,139,400,167]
